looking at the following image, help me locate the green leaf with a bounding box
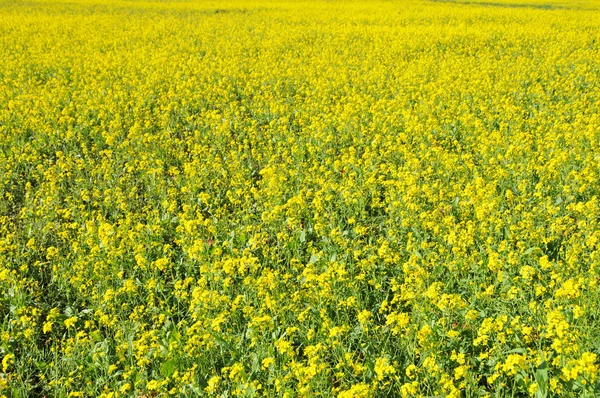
[524,247,537,255]
[535,361,548,398]
[161,360,176,377]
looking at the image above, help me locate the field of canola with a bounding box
[2,0,600,396]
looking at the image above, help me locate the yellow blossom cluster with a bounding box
[1,0,600,396]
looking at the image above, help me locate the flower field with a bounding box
[1,0,600,396]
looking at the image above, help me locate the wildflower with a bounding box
[64,317,78,329]
[374,357,395,381]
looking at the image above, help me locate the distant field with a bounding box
[1,0,600,396]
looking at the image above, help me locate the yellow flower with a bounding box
[337,382,370,398]
[146,379,163,391]
[528,382,538,396]
[374,357,395,381]
[400,381,418,397]
[42,321,53,334]
[2,354,14,372]
[227,363,244,381]
[261,357,275,370]
[499,354,527,376]
[519,265,536,281]
[405,364,417,379]
[3,0,600,396]
[119,383,131,394]
[64,316,78,329]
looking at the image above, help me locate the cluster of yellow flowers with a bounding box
[1,0,600,396]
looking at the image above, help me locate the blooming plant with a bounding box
[1,0,600,396]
